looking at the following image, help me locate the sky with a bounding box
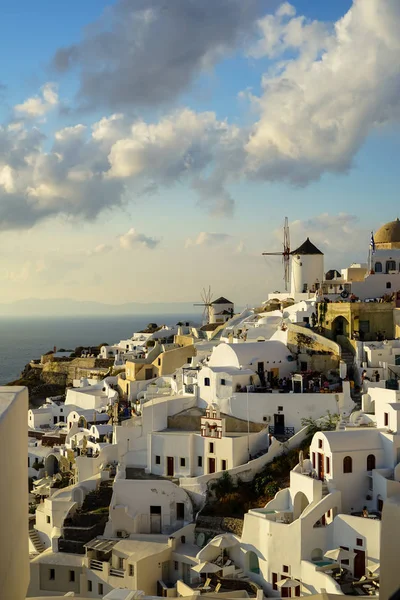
[0,0,400,308]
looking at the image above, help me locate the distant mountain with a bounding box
[0,298,201,317]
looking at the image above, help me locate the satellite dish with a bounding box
[196,532,206,547]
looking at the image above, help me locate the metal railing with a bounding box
[268,426,295,437]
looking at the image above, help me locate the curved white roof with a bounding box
[318,430,383,452]
[209,341,292,368]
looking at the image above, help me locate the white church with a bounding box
[268,218,400,303]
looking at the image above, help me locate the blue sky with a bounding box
[0,0,399,307]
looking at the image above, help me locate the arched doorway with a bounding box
[293,491,309,520]
[45,454,59,477]
[247,551,259,574]
[332,316,349,339]
[311,548,323,562]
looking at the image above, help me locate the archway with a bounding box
[293,491,309,520]
[331,316,349,339]
[45,454,59,477]
[311,548,323,562]
[78,416,87,428]
[247,551,259,574]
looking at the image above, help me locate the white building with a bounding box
[147,404,269,478]
[0,386,29,600]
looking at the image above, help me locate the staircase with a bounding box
[29,528,45,554]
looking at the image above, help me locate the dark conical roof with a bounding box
[211,297,233,305]
[291,237,323,255]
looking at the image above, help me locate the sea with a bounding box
[0,314,199,385]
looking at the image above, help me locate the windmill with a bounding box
[194,286,213,324]
[262,217,291,291]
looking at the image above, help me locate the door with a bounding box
[162,561,169,583]
[274,414,285,435]
[167,457,174,477]
[145,368,153,380]
[208,457,216,474]
[150,506,162,533]
[353,550,365,579]
[182,563,191,584]
[318,453,324,480]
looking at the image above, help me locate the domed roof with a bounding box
[375,219,400,244]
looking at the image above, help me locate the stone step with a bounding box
[29,529,45,554]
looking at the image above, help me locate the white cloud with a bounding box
[245,0,400,184]
[185,232,232,248]
[14,83,59,118]
[287,213,367,261]
[87,243,112,256]
[119,228,160,250]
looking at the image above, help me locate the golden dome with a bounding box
[375,218,400,248]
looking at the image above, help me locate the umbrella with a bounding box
[192,562,222,574]
[324,548,356,563]
[368,562,380,575]
[209,534,237,549]
[276,578,300,590]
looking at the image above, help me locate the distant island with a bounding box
[0,298,201,317]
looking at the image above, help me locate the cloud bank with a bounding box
[0,0,399,230]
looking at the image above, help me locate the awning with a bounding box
[209,534,237,549]
[276,578,300,589]
[324,548,356,562]
[192,562,222,574]
[84,538,118,553]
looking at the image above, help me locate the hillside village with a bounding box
[5,219,400,599]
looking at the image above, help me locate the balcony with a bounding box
[110,567,125,578]
[268,426,295,439]
[90,559,103,571]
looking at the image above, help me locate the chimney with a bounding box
[168,537,177,550]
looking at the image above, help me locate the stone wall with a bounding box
[41,358,114,386]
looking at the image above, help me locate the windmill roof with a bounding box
[212,297,233,305]
[291,238,323,255]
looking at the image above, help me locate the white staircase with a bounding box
[29,528,45,554]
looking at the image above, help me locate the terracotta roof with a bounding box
[291,237,323,255]
[212,296,233,305]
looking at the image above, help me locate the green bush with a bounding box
[211,471,235,499]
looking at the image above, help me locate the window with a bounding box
[272,573,278,591]
[300,361,308,372]
[318,439,323,449]
[59,416,65,422]
[386,260,396,273]
[204,377,210,386]
[198,456,203,467]
[49,569,55,581]
[221,378,226,386]
[119,557,124,570]
[60,408,63,413]
[177,502,185,520]
[98,583,104,595]
[158,358,161,366]
[69,570,75,582]
[367,454,376,471]
[87,581,92,592]
[386,282,392,289]
[326,456,330,474]
[357,538,363,547]
[181,535,186,543]
[46,516,51,524]
[312,452,316,469]
[278,406,283,412]
[209,442,214,453]
[155,455,160,465]
[374,261,382,273]
[283,565,289,573]
[129,564,134,576]
[327,509,331,518]
[28,457,30,467]
[180,457,186,467]
[221,460,227,470]
[174,561,179,570]
[384,413,389,427]
[187,357,192,364]
[343,456,352,473]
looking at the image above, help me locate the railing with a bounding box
[268,426,295,437]
[110,568,125,578]
[90,559,103,571]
